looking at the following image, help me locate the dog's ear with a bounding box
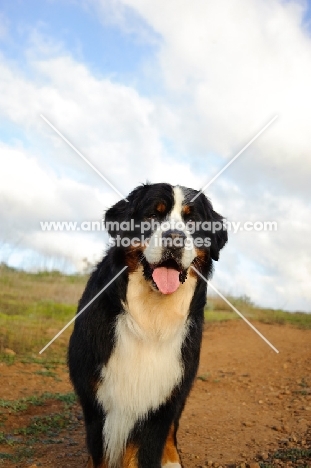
[210,209,228,261]
[104,199,129,237]
[104,184,152,238]
[199,194,228,261]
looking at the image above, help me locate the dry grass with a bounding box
[205,294,311,329]
[0,263,87,357]
[1,263,310,361]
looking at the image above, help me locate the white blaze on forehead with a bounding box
[170,186,184,222]
[170,186,196,267]
[144,185,196,269]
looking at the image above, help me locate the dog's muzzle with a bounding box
[143,229,189,294]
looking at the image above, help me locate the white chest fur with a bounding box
[96,270,196,466]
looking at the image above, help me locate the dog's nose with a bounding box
[162,229,186,248]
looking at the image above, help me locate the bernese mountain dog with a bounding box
[68,183,227,468]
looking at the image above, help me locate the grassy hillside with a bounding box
[0,263,310,361]
[205,294,311,328]
[0,263,86,360]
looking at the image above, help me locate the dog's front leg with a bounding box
[120,435,182,468]
[119,404,181,468]
[161,424,182,468]
[86,456,109,468]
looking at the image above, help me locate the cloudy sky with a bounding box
[0,0,310,312]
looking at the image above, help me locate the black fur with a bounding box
[68,183,227,468]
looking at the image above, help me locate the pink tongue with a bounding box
[152,267,180,294]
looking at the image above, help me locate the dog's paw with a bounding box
[162,463,182,468]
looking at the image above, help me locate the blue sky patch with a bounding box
[0,0,159,81]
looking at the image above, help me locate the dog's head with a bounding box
[104,183,227,294]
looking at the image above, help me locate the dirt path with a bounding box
[0,321,310,467]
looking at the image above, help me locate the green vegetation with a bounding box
[272,447,311,462]
[0,392,76,463]
[197,372,210,382]
[0,392,76,413]
[16,412,72,438]
[205,294,311,329]
[0,447,35,463]
[0,263,87,357]
[0,262,310,360]
[259,447,311,467]
[0,264,310,466]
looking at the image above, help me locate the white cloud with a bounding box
[0,42,201,272]
[94,0,311,312]
[86,0,159,45]
[0,143,109,268]
[0,48,200,190]
[0,2,311,311]
[109,0,311,192]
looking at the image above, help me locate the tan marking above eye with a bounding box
[156,202,166,213]
[182,205,191,215]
